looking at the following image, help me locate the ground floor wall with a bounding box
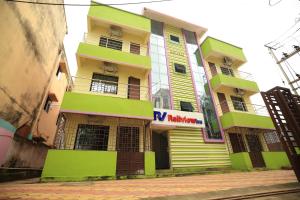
[168,128,231,171]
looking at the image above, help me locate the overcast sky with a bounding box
[63,0,300,104]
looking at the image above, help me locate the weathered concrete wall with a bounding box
[0,0,66,131]
[0,0,67,167]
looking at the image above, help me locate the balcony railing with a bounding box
[69,76,149,101]
[216,100,270,116]
[83,33,148,56]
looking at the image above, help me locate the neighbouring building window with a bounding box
[117,126,140,152]
[229,133,246,153]
[174,63,186,74]
[220,66,234,77]
[264,132,283,151]
[99,36,122,51]
[90,73,118,94]
[43,96,52,113]
[183,29,222,140]
[180,101,194,112]
[170,35,180,43]
[56,65,62,80]
[231,96,247,111]
[130,42,141,54]
[74,124,109,151]
[151,20,171,109]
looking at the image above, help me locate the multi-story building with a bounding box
[42,3,291,181]
[0,0,69,176]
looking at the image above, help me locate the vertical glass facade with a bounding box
[150,20,171,109]
[183,30,222,140]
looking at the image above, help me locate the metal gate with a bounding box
[116,126,144,176]
[246,134,266,168]
[261,86,300,182]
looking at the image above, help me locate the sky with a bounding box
[63,0,300,104]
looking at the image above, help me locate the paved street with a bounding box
[0,170,298,200]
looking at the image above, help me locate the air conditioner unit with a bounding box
[224,57,233,66]
[234,88,245,96]
[110,25,123,37]
[103,62,118,74]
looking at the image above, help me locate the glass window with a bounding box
[174,63,186,74]
[231,96,247,111]
[170,35,180,43]
[90,73,118,94]
[151,20,163,36]
[180,101,194,112]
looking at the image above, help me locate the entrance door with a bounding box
[116,126,144,175]
[217,93,229,113]
[228,133,246,153]
[152,132,170,169]
[246,134,266,168]
[128,77,140,100]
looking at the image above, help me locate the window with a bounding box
[43,96,52,113]
[264,132,283,151]
[231,96,247,111]
[221,67,234,76]
[90,73,118,94]
[99,37,122,51]
[151,20,163,36]
[208,62,217,76]
[170,35,180,43]
[130,43,140,55]
[74,124,109,151]
[180,101,194,112]
[174,63,186,74]
[56,66,62,80]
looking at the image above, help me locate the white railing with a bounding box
[69,76,149,101]
[83,33,148,56]
[216,100,270,116]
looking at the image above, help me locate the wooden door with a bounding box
[217,93,229,113]
[208,62,218,76]
[128,77,140,100]
[246,134,266,168]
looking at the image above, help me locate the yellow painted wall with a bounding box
[75,58,149,100]
[0,1,67,132]
[164,25,198,111]
[63,113,149,152]
[169,128,231,168]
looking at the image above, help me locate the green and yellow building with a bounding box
[42,3,292,181]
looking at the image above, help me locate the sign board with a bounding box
[152,108,205,128]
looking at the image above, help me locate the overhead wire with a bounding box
[5,0,174,6]
[269,0,283,6]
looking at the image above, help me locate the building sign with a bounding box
[152,108,205,128]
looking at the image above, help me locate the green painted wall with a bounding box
[41,150,117,181]
[61,92,153,119]
[145,151,156,176]
[169,128,231,168]
[77,43,151,70]
[262,152,291,170]
[230,152,252,170]
[221,112,275,130]
[210,74,259,94]
[296,147,300,154]
[88,3,150,33]
[164,25,198,111]
[200,37,247,65]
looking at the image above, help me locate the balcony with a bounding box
[60,76,153,120]
[77,34,151,71]
[87,4,150,41]
[210,73,260,95]
[216,100,275,130]
[200,37,247,67]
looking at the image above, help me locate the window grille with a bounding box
[231,96,247,111]
[99,37,122,51]
[229,133,246,153]
[90,73,118,94]
[221,66,234,76]
[74,124,109,151]
[130,43,140,54]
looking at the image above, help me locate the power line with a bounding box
[269,0,283,6]
[5,0,174,6]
